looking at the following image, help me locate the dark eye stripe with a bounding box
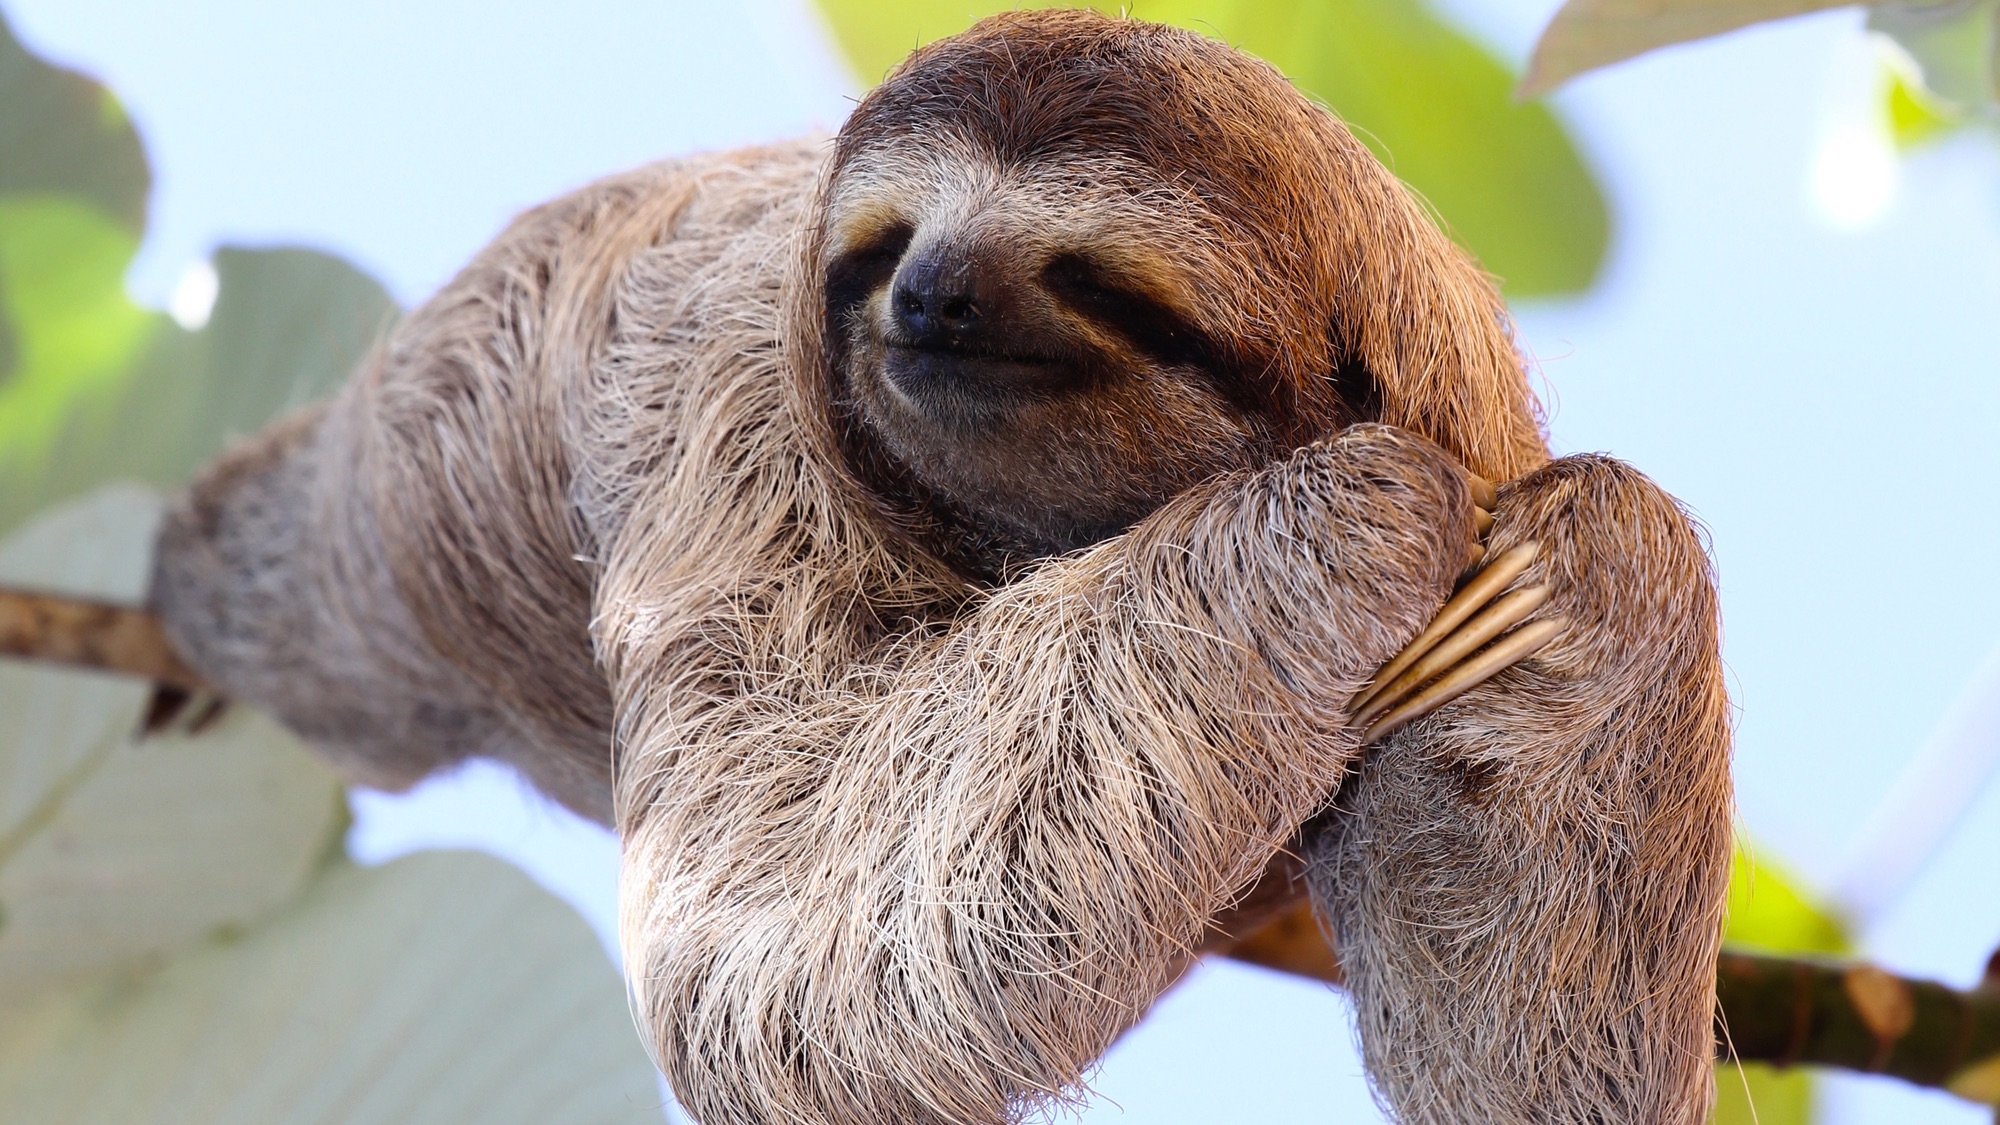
[1039,253,1223,374]
[1042,253,1380,441]
[824,222,916,321]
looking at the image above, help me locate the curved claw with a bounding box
[1361,617,1566,744]
[1354,583,1551,728]
[1465,473,1498,512]
[1349,541,1539,715]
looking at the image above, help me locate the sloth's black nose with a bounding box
[892,249,986,350]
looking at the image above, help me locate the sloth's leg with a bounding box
[150,405,504,793]
[1307,454,1732,1125]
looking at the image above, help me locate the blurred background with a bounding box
[1,0,1996,1122]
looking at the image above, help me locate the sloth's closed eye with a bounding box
[824,220,916,314]
[1041,253,1220,374]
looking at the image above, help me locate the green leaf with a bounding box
[1723,844,1849,957]
[812,0,1010,84]
[0,197,156,458]
[0,12,397,537]
[1884,57,1963,149]
[0,246,397,536]
[1712,1060,1811,1125]
[0,11,155,457]
[1870,0,1999,116]
[811,0,1608,296]
[0,10,150,233]
[1524,0,1854,96]
[0,488,349,1010]
[0,853,665,1125]
[1710,844,1850,1125]
[1167,0,1608,296]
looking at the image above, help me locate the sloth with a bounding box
[150,10,1731,1125]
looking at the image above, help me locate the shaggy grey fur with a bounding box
[151,13,1730,1124]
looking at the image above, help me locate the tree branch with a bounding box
[0,585,209,691]
[1216,879,2000,1107]
[1715,947,2000,1102]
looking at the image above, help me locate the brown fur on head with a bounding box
[791,10,1547,577]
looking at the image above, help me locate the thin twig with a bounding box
[0,585,209,691]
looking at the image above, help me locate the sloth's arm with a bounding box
[604,423,1476,1125]
[1311,455,1733,1125]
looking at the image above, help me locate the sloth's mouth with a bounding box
[885,337,1057,366]
[881,342,1068,407]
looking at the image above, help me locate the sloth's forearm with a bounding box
[1310,454,1732,1125]
[614,426,1473,1125]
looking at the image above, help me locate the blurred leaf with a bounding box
[1711,844,1850,1125]
[0,705,348,1010]
[0,262,14,378]
[1524,0,1853,96]
[814,0,1005,82]
[0,492,649,1121]
[0,853,664,1125]
[0,197,156,458]
[0,17,653,1122]
[0,245,396,536]
[1870,0,1999,114]
[1713,1060,1811,1125]
[1723,844,1849,956]
[0,10,154,461]
[812,0,1609,295]
[0,12,398,537]
[71,246,393,483]
[0,488,349,1010]
[0,487,160,840]
[0,10,149,232]
[1884,53,1964,147]
[1179,0,1609,295]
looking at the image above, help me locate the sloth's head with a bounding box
[799,9,1542,577]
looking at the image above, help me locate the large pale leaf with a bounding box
[0,486,158,839]
[1711,845,1850,1125]
[813,0,1609,296]
[0,488,348,1008]
[1524,0,1855,95]
[0,853,664,1125]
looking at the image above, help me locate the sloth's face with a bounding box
[822,141,1283,558]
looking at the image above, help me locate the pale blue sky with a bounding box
[9,1,1999,1121]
